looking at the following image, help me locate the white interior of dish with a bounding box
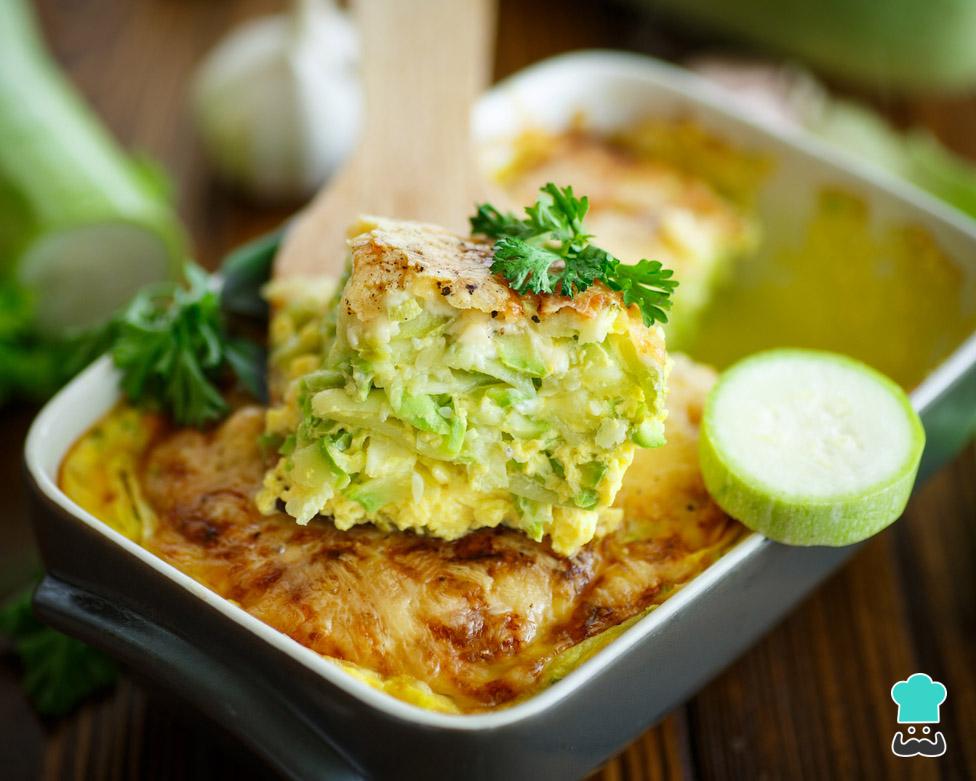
[26,51,976,731]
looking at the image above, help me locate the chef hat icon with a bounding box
[890,673,947,724]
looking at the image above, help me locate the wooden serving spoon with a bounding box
[274,0,497,279]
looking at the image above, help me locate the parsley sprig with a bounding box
[86,264,263,427]
[0,580,117,716]
[470,183,678,326]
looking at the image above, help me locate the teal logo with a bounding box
[890,673,947,758]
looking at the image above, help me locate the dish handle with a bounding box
[33,575,365,781]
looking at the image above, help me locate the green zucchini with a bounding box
[0,0,185,334]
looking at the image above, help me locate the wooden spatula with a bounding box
[274,0,496,279]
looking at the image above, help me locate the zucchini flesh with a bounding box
[700,349,925,546]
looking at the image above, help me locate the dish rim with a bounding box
[25,48,976,732]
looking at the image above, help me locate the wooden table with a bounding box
[2,1,974,779]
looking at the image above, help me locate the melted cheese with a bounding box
[60,356,743,713]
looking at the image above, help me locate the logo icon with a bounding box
[890,673,947,758]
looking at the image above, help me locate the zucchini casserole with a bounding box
[61,354,742,713]
[257,217,672,555]
[59,212,745,713]
[56,119,760,713]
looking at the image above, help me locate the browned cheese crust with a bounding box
[344,216,636,324]
[140,357,742,711]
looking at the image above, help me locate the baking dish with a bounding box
[25,51,976,780]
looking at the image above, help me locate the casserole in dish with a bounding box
[26,51,976,780]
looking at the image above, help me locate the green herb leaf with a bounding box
[525,182,589,242]
[86,263,263,427]
[110,265,228,426]
[0,281,34,341]
[491,237,560,294]
[0,582,117,716]
[470,183,677,326]
[0,279,91,404]
[469,203,533,240]
[606,259,679,328]
[553,244,613,298]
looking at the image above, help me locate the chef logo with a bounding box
[890,673,947,758]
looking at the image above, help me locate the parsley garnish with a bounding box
[470,183,678,326]
[86,264,264,427]
[0,581,117,716]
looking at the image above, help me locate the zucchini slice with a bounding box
[700,349,925,546]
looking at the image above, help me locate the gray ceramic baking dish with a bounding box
[24,51,976,781]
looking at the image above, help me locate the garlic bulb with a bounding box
[193,0,360,200]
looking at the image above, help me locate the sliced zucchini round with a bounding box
[699,349,925,546]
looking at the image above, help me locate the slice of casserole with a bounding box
[257,216,671,555]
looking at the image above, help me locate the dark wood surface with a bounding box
[1,1,974,779]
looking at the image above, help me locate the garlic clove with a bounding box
[193,0,361,201]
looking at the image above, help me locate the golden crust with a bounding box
[135,356,742,712]
[343,216,640,325]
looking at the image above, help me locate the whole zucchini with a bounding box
[0,0,185,334]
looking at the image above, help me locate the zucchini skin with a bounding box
[0,0,185,323]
